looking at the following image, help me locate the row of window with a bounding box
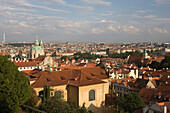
[114,86,129,92]
[19,67,35,70]
[46,89,96,101]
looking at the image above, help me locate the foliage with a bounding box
[115,92,145,113]
[39,95,92,113]
[61,56,69,60]
[160,55,170,68]
[109,51,143,59]
[4,54,11,59]
[0,55,31,113]
[24,88,38,107]
[74,52,105,60]
[43,84,50,102]
[149,61,161,70]
[148,55,170,69]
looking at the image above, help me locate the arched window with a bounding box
[89,90,95,101]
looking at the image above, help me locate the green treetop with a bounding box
[0,55,31,113]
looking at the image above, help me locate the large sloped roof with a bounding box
[30,67,108,88]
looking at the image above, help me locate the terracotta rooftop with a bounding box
[128,56,143,62]
[154,83,170,98]
[14,61,40,67]
[30,67,108,88]
[139,88,155,103]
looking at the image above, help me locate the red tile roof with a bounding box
[139,88,155,103]
[14,61,40,67]
[128,56,143,62]
[30,67,108,88]
[155,83,170,98]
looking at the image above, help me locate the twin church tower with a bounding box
[30,36,45,59]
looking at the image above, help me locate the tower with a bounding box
[2,33,5,43]
[143,49,148,59]
[35,36,39,46]
[30,36,45,59]
[3,33,5,43]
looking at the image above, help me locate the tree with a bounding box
[149,61,161,70]
[43,84,50,102]
[160,55,170,68]
[115,92,145,113]
[0,55,31,113]
[39,94,92,113]
[24,87,38,107]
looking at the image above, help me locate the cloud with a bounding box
[121,26,142,34]
[99,13,112,16]
[0,0,69,13]
[155,0,170,4]
[91,28,104,34]
[32,0,93,11]
[135,9,152,14]
[148,27,168,34]
[107,25,117,32]
[100,20,107,23]
[82,0,111,6]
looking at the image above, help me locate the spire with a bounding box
[35,35,39,46]
[40,39,43,47]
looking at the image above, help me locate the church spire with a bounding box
[35,35,39,46]
[40,39,43,47]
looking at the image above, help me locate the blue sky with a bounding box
[0,0,170,43]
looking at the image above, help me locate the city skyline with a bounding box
[0,0,170,43]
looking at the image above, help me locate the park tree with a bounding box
[115,92,145,113]
[24,87,38,107]
[0,55,31,113]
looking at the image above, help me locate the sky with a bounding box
[0,0,170,43]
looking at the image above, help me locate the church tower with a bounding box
[30,36,45,59]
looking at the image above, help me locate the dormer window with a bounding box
[46,78,51,82]
[86,77,91,80]
[91,73,95,76]
[61,76,65,80]
[158,96,161,99]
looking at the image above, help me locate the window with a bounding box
[51,92,54,96]
[89,90,95,101]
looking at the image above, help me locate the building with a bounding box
[30,37,45,59]
[27,67,109,113]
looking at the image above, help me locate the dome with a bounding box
[35,37,39,46]
[31,46,43,51]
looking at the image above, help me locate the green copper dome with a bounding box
[35,37,39,46]
[31,46,43,50]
